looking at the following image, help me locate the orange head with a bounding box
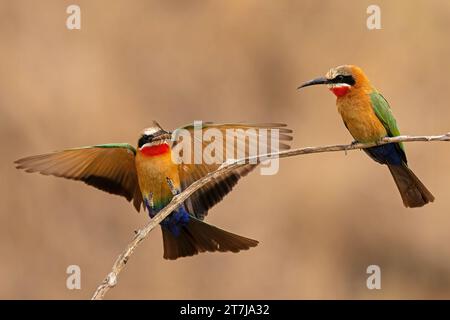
[298,65,372,97]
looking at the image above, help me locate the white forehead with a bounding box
[142,127,160,135]
[326,65,352,79]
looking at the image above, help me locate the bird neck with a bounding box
[140,143,171,157]
[330,86,350,97]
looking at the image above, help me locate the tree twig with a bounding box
[91,133,450,299]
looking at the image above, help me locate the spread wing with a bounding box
[171,122,293,219]
[15,143,143,211]
[370,91,407,162]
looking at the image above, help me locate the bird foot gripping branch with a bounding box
[166,177,179,196]
[343,140,360,155]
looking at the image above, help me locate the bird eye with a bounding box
[336,75,344,82]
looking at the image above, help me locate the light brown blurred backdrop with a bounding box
[1,0,450,299]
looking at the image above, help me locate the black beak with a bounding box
[153,130,171,140]
[297,77,329,89]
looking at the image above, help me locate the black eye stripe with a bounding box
[331,75,355,86]
[138,135,153,148]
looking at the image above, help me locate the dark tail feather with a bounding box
[161,218,258,260]
[387,164,434,208]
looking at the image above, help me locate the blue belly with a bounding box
[144,198,190,237]
[162,207,190,236]
[365,143,406,165]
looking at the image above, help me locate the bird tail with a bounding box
[161,218,258,260]
[387,163,434,208]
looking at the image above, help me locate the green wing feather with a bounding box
[70,143,136,154]
[15,143,143,211]
[369,91,405,153]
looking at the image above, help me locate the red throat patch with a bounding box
[140,143,170,157]
[330,86,350,97]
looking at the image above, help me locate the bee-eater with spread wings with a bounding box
[15,122,292,259]
[298,65,434,208]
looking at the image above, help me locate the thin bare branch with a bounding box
[91,133,450,299]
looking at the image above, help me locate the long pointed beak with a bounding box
[297,77,329,89]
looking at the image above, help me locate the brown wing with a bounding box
[172,123,293,219]
[15,143,143,211]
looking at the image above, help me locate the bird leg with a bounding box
[374,138,386,146]
[166,177,189,224]
[164,177,190,235]
[344,140,359,155]
[165,177,188,212]
[344,140,358,155]
[166,177,180,195]
[144,192,155,218]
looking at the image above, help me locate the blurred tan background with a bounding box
[1,0,450,299]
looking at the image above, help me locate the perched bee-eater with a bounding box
[298,65,434,207]
[15,121,292,259]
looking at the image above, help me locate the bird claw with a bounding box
[374,138,385,146]
[166,177,180,196]
[165,177,190,215]
[144,194,155,218]
[344,140,358,155]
